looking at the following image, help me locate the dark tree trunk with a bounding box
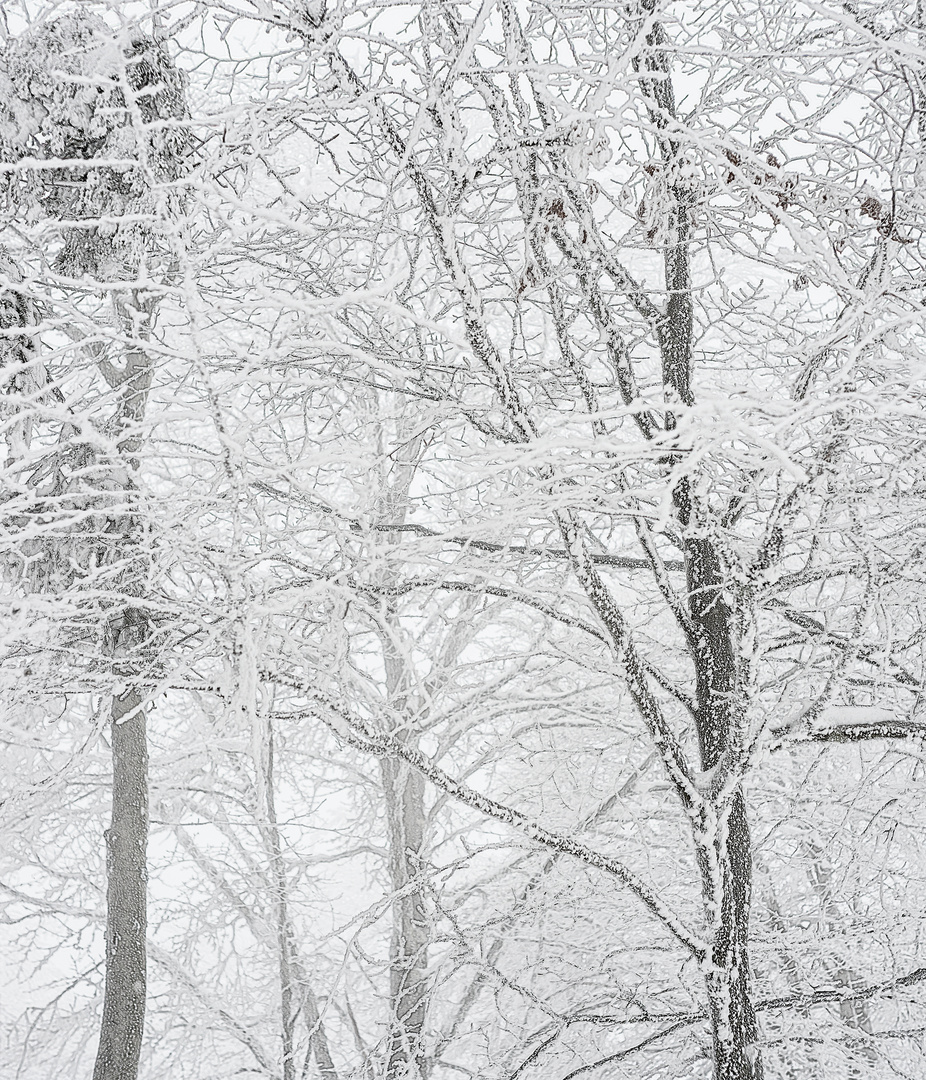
[633,4,764,1065]
[93,687,148,1080]
[686,531,762,1080]
[701,791,761,1080]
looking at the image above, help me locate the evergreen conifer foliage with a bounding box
[0,11,188,1080]
[0,11,187,278]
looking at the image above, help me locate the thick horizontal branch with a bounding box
[786,720,926,743]
[758,964,926,1012]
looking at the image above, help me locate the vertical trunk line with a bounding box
[93,689,148,1080]
[633,7,762,1074]
[300,983,340,1080]
[261,716,340,1080]
[264,722,297,1080]
[93,293,156,1080]
[702,790,761,1080]
[688,516,762,1080]
[381,756,430,1080]
[374,440,431,1080]
[685,534,761,1080]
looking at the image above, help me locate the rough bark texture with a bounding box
[701,791,761,1080]
[633,3,764,1068]
[92,687,148,1080]
[686,530,762,1080]
[92,300,155,1080]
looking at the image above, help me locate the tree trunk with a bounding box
[264,729,297,1080]
[635,0,764,1057]
[381,756,430,1080]
[92,299,155,1080]
[687,533,762,1080]
[701,792,761,1080]
[374,429,431,1080]
[93,687,148,1080]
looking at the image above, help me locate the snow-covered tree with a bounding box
[0,9,187,1080]
[4,3,926,1080]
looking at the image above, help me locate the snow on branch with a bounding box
[267,671,705,957]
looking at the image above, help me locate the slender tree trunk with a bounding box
[3,264,156,1080]
[258,699,339,1080]
[264,731,297,1080]
[699,792,761,1080]
[93,686,148,1080]
[93,299,156,1080]
[686,533,762,1080]
[632,3,764,1067]
[372,429,431,1080]
[299,981,339,1080]
[381,756,430,1080]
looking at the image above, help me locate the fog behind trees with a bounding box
[2,3,926,1079]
